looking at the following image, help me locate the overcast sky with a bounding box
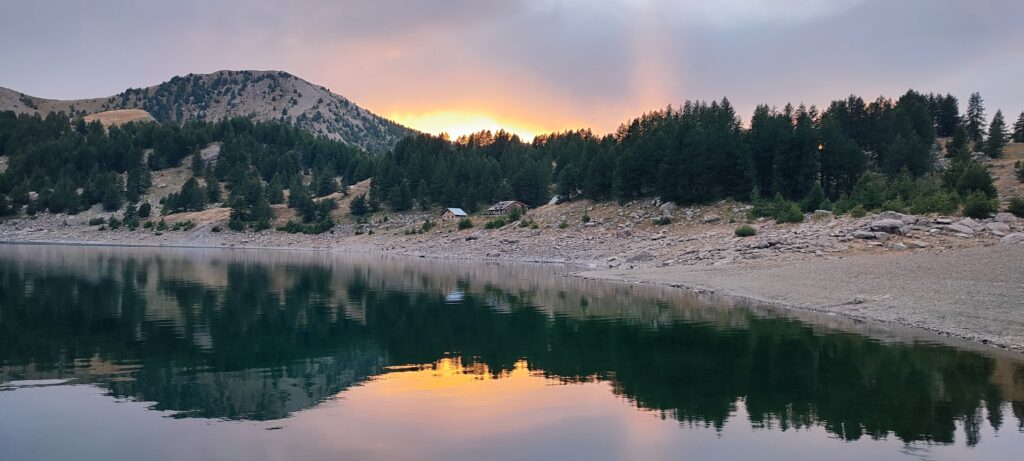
[2,0,1022,136]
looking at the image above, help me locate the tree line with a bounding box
[1,88,1020,227]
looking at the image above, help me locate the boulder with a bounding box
[659,201,678,215]
[986,222,1011,236]
[626,250,655,262]
[813,210,834,220]
[1001,233,1024,245]
[878,211,917,225]
[994,213,1019,224]
[702,214,722,224]
[869,219,908,235]
[853,231,877,240]
[939,223,975,235]
[957,218,985,232]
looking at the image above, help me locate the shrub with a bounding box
[228,218,244,231]
[457,218,473,230]
[485,218,507,229]
[88,217,106,226]
[962,191,997,219]
[143,220,154,229]
[156,219,168,231]
[559,220,569,229]
[137,202,152,218]
[735,225,757,237]
[774,201,804,223]
[652,216,672,225]
[849,205,867,218]
[850,172,888,210]
[1015,161,1024,183]
[279,219,334,234]
[799,184,826,212]
[880,198,908,214]
[507,207,523,222]
[582,211,590,223]
[1008,196,1024,218]
[518,218,537,228]
[211,225,222,233]
[108,217,122,229]
[421,219,435,232]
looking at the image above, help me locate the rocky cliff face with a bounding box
[0,70,413,152]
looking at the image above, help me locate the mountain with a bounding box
[0,70,413,152]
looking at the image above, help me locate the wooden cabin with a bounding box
[441,207,468,220]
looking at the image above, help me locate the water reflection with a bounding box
[1,244,1022,454]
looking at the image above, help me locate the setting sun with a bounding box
[389,110,546,141]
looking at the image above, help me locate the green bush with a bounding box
[457,218,473,230]
[850,172,888,210]
[1008,196,1024,218]
[108,217,122,229]
[421,219,435,232]
[747,193,803,223]
[880,198,908,214]
[652,216,672,226]
[1015,161,1024,183]
[799,184,826,212]
[279,219,334,234]
[88,217,106,226]
[849,205,867,218]
[734,225,757,237]
[211,225,222,233]
[228,218,244,231]
[485,218,507,229]
[774,201,804,223]
[962,191,997,219]
[558,220,569,229]
[582,211,590,223]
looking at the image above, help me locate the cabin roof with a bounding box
[445,208,468,217]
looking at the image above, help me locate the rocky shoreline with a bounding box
[1,201,1023,353]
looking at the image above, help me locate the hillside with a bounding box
[0,70,412,152]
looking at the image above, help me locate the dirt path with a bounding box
[577,244,1024,352]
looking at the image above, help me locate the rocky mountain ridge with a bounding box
[0,70,412,152]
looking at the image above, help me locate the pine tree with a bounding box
[1012,111,1024,143]
[204,168,221,203]
[191,150,204,177]
[266,174,285,204]
[349,193,369,216]
[101,175,125,212]
[947,125,969,158]
[964,92,986,144]
[986,110,1007,158]
[48,177,81,214]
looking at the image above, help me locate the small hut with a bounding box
[441,207,468,220]
[484,201,528,216]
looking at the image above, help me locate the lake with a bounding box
[1,244,1022,461]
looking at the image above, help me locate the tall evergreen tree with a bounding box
[986,110,1007,158]
[1012,111,1024,143]
[964,92,986,144]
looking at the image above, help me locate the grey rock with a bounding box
[659,201,678,215]
[887,242,908,250]
[878,211,917,224]
[994,213,1019,224]
[986,222,1011,236]
[853,231,875,239]
[957,218,985,232]
[702,214,722,224]
[869,219,908,235]
[909,240,930,249]
[940,223,975,235]
[1001,233,1024,245]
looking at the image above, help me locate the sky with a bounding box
[1,0,1022,139]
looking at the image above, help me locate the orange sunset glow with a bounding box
[389,110,550,141]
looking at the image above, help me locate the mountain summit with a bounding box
[0,70,412,152]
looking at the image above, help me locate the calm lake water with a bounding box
[1,244,1022,461]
